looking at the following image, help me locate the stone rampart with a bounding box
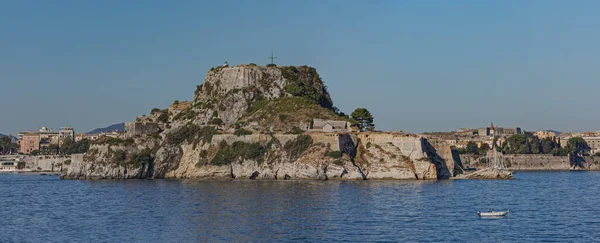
[211,134,300,147]
[460,154,600,170]
[0,155,73,172]
[309,133,342,151]
[358,133,425,160]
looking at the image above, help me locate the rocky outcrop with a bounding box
[462,168,513,180]
[61,65,465,180]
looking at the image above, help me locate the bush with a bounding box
[278,114,288,121]
[61,139,90,154]
[247,98,269,114]
[129,148,153,168]
[110,149,127,165]
[166,124,219,145]
[326,151,342,158]
[157,112,169,123]
[284,135,313,158]
[234,129,253,136]
[285,126,304,135]
[209,118,223,125]
[332,159,344,166]
[211,141,268,165]
[173,109,198,121]
[279,66,333,109]
[266,63,277,67]
[92,137,134,146]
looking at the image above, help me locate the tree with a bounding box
[540,137,556,154]
[0,136,16,154]
[350,108,375,132]
[566,137,590,157]
[479,143,491,155]
[502,134,531,154]
[60,139,90,155]
[530,136,542,154]
[466,141,479,154]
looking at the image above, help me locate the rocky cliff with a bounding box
[61,64,464,180]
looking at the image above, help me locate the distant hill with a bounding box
[87,123,125,134]
[0,134,18,142]
[548,130,562,136]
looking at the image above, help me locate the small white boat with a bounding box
[478,209,509,217]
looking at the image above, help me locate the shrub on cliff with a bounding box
[92,137,134,146]
[284,135,313,158]
[326,151,342,158]
[60,139,90,155]
[166,124,219,146]
[285,126,304,135]
[157,112,169,123]
[110,149,127,165]
[208,118,223,125]
[173,109,198,121]
[129,148,153,168]
[211,141,268,165]
[279,66,333,109]
[234,129,253,136]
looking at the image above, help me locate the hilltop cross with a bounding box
[267,50,278,64]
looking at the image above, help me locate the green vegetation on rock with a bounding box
[285,126,304,135]
[208,118,223,125]
[279,66,333,109]
[129,148,153,168]
[166,124,220,146]
[92,137,135,146]
[60,138,90,155]
[211,141,269,165]
[173,109,198,121]
[234,129,253,136]
[284,135,313,158]
[326,151,342,158]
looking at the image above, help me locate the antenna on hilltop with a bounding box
[267,49,278,65]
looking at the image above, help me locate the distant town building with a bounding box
[478,123,521,137]
[75,131,122,142]
[125,122,159,138]
[307,119,352,133]
[20,132,41,154]
[583,137,600,155]
[534,130,557,140]
[18,127,75,154]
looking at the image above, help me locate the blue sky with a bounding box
[1,0,600,135]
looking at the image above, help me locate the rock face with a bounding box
[463,168,513,180]
[61,64,464,180]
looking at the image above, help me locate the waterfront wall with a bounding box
[0,155,73,172]
[460,154,600,170]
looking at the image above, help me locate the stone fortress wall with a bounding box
[0,155,72,172]
[357,133,426,160]
[460,154,600,170]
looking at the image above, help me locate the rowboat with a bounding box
[478,209,509,217]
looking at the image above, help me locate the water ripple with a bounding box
[2,172,600,242]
